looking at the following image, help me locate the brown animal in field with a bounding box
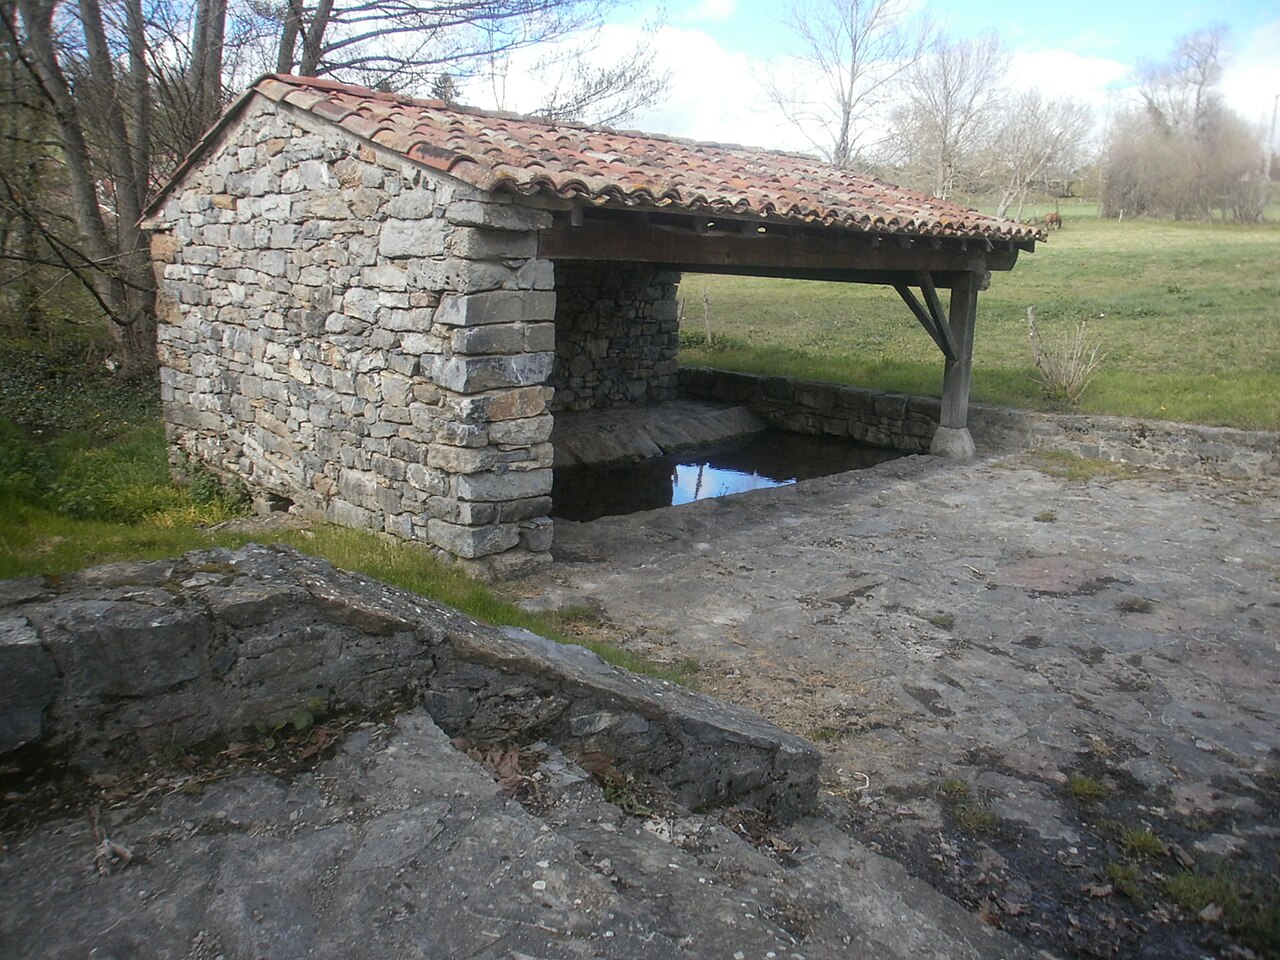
[1044,211,1063,230]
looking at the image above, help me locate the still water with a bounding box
[552,430,899,522]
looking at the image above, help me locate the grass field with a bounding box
[678,205,1280,430]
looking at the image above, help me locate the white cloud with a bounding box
[1005,49,1129,115]
[1221,19,1280,144]
[623,25,810,151]
[680,0,738,24]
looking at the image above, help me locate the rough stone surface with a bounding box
[0,544,816,820]
[0,709,1036,960]
[527,451,1280,958]
[0,547,1041,960]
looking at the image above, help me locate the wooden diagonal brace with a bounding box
[894,275,958,362]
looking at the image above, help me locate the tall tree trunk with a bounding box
[298,0,334,76]
[13,0,156,372]
[276,0,303,73]
[190,0,227,134]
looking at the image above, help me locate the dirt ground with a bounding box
[522,451,1280,959]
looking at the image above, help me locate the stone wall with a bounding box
[0,545,819,820]
[549,263,681,412]
[680,367,1279,478]
[145,97,557,578]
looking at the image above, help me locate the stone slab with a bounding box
[552,399,768,469]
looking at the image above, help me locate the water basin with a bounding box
[552,430,900,521]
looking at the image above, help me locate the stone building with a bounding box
[142,74,1040,578]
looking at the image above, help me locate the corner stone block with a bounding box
[426,518,520,559]
[435,290,557,327]
[379,219,447,259]
[450,323,525,356]
[455,468,552,502]
[446,200,553,232]
[446,386,550,424]
[447,227,538,261]
[430,353,553,394]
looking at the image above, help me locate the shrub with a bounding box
[1026,306,1106,405]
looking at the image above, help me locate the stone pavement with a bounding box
[525,451,1280,957]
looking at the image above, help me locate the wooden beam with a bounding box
[539,217,1019,275]
[939,272,979,432]
[894,280,957,361]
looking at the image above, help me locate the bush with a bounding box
[1027,306,1106,405]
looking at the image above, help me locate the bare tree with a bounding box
[1136,27,1225,137]
[990,91,1092,218]
[0,0,634,371]
[1103,28,1269,222]
[2,0,157,370]
[269,0,615,88]
[481,16,670,127]
[764,0,929,168]
[886,32,1007,199]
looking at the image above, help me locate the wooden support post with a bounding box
[930,270,979,460]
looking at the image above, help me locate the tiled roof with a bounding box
[208,74,1043,242]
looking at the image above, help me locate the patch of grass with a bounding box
[807,725,844,743]
[1120,827,1166,858]
[938,778,971,801]
[927,612,956,629]
[1033,509,1058,523]
[1116,596,1155,615]
[954,803,997,834]
[1164,868,1241,915]
[1106,861,1145,901]
[1066,773,1112,804]
[936,778,997,835]
[1026,450,1142,482]
[679,216,1280,430]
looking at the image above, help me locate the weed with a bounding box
[937,778,997,835]
[600,769,654,818]
[1116,596,1155,614]
[1120,827,1166,857]
[1165,869,1239,915]
[954,803,997,834]
[1027,306,1106,405]
[927,612,956,629]
[1028,450,1141,482]
[1106,861,1145,901]
[1034,509,1058,522]
[807,725,843,743]
[1066,773,1112,803]
[254,697,328,748]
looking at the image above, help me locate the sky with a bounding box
[475,0,1280,156]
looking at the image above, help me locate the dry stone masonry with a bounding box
[144,96,696,577]
[147,100,555,577]
[549,262,681,412]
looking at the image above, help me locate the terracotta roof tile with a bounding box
[153,74,1043,243]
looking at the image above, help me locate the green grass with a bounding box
[679,212,1280,430]
[1065,773,1112,803]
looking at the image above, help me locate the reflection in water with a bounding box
[553,430,899,522]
